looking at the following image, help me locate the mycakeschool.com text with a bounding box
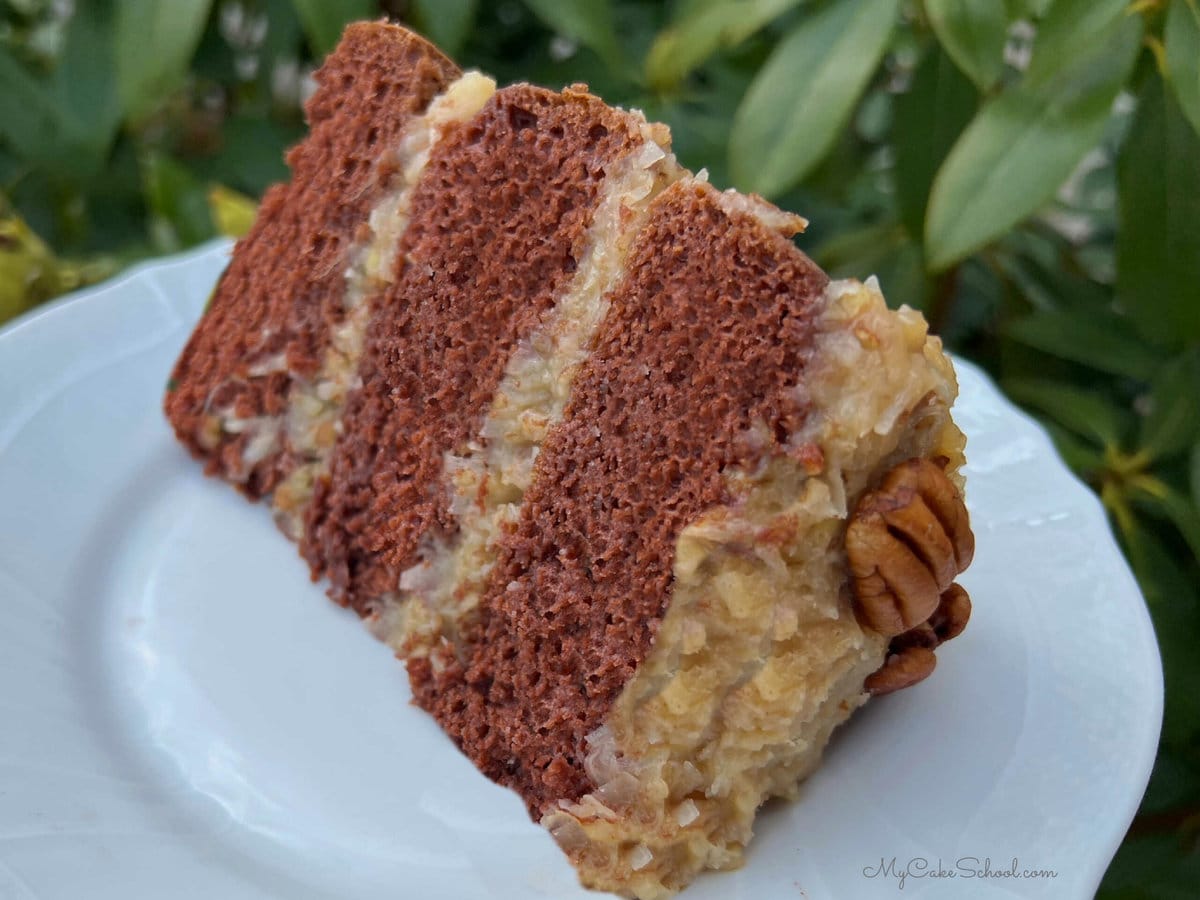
[862,856,1059,890]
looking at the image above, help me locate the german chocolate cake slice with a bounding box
[165,21,974,899]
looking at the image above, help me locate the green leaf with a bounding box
[520,0,623,69]
[1140,352,1200,462]
[893,45,978,241]
[410,0,478,56]
[925,0,1009,90]
[1100,831,1200,899]
[874,238,929,311]
[1161,489,1200,564]
[729,0,899,198]
[0,3,121,176]
[673,0,730,17]
[924,2,1142,270]
[1166,0,1200,137]
[291,0,374,57]
[645,0,801,90]
[1139,748,1200,817]
[52,0,122,168]
[816,220,905,275]
[1128,487,1195,592]
[1191,442,1200,508]
[1005,309,1160,381]
[643,57,753,184]
[1023,0,1131,90]
[196,114,301,197]
[1116,518,1200,755]
[141,153,215,251]
[1004,377,1128,448]
[1117,75,1200,348]
[65,137,150,254]
[1002,0,1053,17]
[115,0,213,121]
[1129,477,1200,578]
[1041,420,1106,475]
[816,219,930,308]
[0,48,62,162]
[1000,226,1118,309]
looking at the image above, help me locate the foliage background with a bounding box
[1,0,1198,892]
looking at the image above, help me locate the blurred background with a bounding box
[1,0,1197,892]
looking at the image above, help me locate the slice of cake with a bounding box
[165,21,974,899]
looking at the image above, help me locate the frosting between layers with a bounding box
[271,72,497,537]
[542,277,966,899]
[171,24,460,497]
[387,123,684,656]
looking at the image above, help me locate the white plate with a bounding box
[0,240,1161,899]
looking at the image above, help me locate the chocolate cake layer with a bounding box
[301,85,650,611]
[411,179,830,812]
[269,70,498,539]
[392,134,682,656]
[164,24,458,496]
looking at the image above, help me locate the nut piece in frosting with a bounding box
[847,456,975,694]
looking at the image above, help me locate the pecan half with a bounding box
[928,581,971,644]
[864,646,937,696]
[846,457,975,696]
[846,457,974,637]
